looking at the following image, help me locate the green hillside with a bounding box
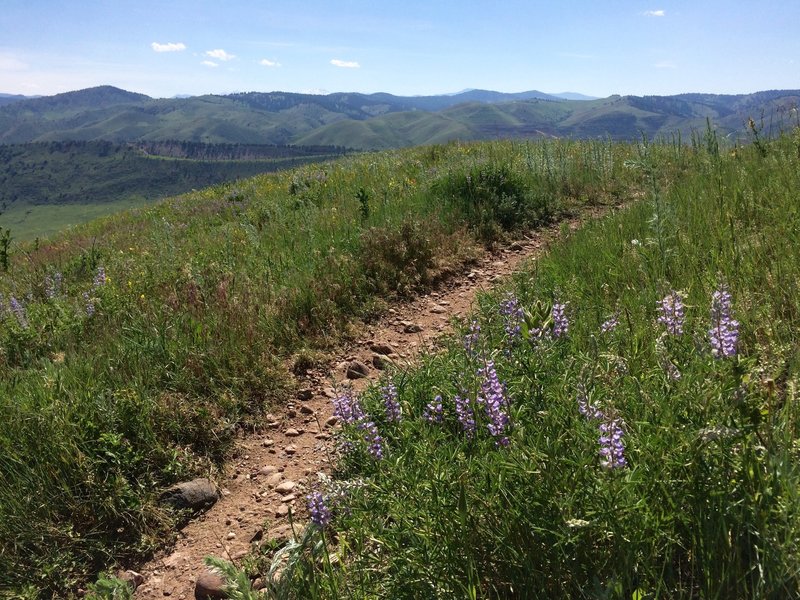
[0,141,347,240]
[1,86,798,148]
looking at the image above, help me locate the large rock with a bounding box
[160,478,220,511]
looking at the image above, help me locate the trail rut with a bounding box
[131,209,607,598]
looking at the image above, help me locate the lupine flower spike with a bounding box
[708,287,739,358]
[477,361,510,446]
[552,302,569,338]
[657,291,685,336]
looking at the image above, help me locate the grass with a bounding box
[0,137,630,596]
[237,130,800,598]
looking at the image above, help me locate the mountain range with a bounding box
[1,86,798,149]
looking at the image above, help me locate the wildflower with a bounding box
[600,313,619,334]
[454,393,476,438]
[423,395,444,423]
[708,287,739,358]
[657,291,685,336]
[499,293,524,347]
[331,390,383,460]
[306,491,331,527]
[598,418,627,469]
[357,419,384,459]
[463,319,480,356]
[382,383,402,422]
[477,361,510,446]
[83,292,95,317]
[44,276,56,300]
[552,302,569,338]
[332,390,365,425]
[93,266,107,289]
[9,296,28,329]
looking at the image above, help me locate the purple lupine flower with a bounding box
[423,395,444,423]
[357,419,384,459]
[577,382,604,420]
[477,361,510,447]
[382,383,402,422]
[463,319,481,356]
[598,418,627,469]
[93,266,106,289]
[708,287,739,359]
[454,393,476,438]
[600,314,619,334]
[83,292,95,317]
[333,390,365,425]
[552,302,569,338]
[306,491,331,527]
[499,292,524,346]
[9,296,28,329]
[44,276,56,300]
[657,291,685,336]
[332,390,384,459]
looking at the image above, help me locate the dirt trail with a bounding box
[131,211,602,599]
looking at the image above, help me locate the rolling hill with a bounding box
[1,86,797,149]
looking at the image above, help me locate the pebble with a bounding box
[284,444,298,455]
[275,480,296,493]
[284,428,301,437]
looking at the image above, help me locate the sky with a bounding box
[1,0,798,99]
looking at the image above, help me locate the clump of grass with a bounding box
[271,131,800,599]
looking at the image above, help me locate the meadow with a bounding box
[0,136,631,595]
[234,130,800,598]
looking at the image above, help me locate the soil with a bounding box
[130,210,606,598]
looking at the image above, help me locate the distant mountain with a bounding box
[0,93,36,107]
[0,85,798,148]
[552,92,598,101]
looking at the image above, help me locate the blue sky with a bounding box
[1,0,798,98]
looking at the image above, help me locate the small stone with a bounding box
[315,433,331,439]
[260,465,278,476]
[262,439,275,447]
[280,494,296,503]
[266,473,283,487]
[163,590,172,597]
[372,354,390,370]
[370,342,394,356]
[284,428,301,437]
[284,444,298,455]
[117,570,144,591]
[265,413,278,422]
[250,528,264,543]
[325,416,338,427]
[299,405,314,415]
[467,271,477,279]
[297,389,313,401]
[287,409,297,418]
[226,532,236,540]
[403,323,423,333]
[194,570,227,600]
[346,360,369,379]
[430,305,446,314]
[252,578,265,591]
[275,480,296,493]
[275,504,290,517]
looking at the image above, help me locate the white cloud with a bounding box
[654,60,677,69]
[201,60,219,68]
[0,54,28,71]
[259,59,281,67]
[643,9,666,17]
[330,59,360,68]
[206,49,236,61]
[151,42,186,53]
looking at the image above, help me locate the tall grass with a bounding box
[0,139,632,594]
[269,132,800,598]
